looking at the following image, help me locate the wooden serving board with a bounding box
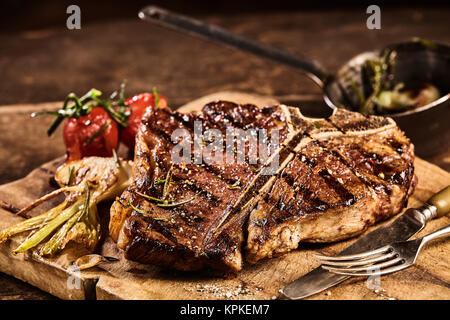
[0,92,449,300]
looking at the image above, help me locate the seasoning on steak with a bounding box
[110,101,416,272]
[245,108,416,263]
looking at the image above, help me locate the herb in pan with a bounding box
[358,44,441,115]
[359,49,396,115]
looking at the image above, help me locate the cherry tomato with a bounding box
[120,93,168,150]
[63,107,119,162]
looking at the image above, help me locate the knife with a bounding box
[281,185,450,299]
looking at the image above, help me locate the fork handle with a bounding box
[427,185,450,218]
[421,224,450,246]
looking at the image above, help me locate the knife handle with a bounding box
[428,185,450,218]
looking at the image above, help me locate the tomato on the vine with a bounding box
[120,92,168,150]
[36,86,168,161]
[63,107,119,162]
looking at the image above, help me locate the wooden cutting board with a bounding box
[0,92,449,300]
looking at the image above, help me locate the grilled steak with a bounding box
[245,108,416,263]
[110,101,416,272]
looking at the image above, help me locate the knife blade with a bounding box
[281,205,435,299]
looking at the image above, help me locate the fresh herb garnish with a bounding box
[350,80,365,107]
[312,121,322,129]
[79,183,91,222]
[360,49,396,115]
[162,165,173,201]
[83,120,111,146]
[66,166,75,186]
[112,149,120,168]
[134,165,195,209]
[153,87,160,108]
[135,191,165,203]
[128,200,168,221]
[33,83,131,136]
[154,179,174,186]
[155,197,195,208]
[154,179,166,185]
[227,179,241,190]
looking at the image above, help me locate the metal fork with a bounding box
[313,224,450,277]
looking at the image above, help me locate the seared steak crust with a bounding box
[245,108,416,263]
[110,101,416,271]
[110,102,297,271]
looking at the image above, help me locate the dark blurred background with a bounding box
[0,1,449,107]
[2,1,448,33]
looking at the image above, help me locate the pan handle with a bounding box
[138,6,328,87]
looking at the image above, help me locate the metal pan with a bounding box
[139,6,450,158]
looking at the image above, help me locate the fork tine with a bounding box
[322,262,409,277]
[313,245,391,262]
[318,251,397,267]
[322,257,404,274]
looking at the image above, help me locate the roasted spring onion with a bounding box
[0,156,133,257]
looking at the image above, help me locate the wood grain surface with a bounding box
[0,92,449,300]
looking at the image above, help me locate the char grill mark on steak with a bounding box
[143,107,257,186]
[112,102,299,271]
[317,109,414,216]
[205,127,307,242]
[258,140,366,225]
[245,108,415,263]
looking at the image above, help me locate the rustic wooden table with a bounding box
[0,6,449,300]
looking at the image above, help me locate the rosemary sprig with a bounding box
[128,200,168,221]
[162,165,173,201]
[134,165,195,209]
[350,79,365,107]
[154,179,173,185]
[112,149,120,168]
[83,120,111,146]
[360,49,396,115]
[135,191,165,203]
[227,179,241,190]
[155,197,195,208]
[66,166,75,186]
[153,87,160,108]
[33,89,103,136]
[33,84,130,136]
[312,121,322,129]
